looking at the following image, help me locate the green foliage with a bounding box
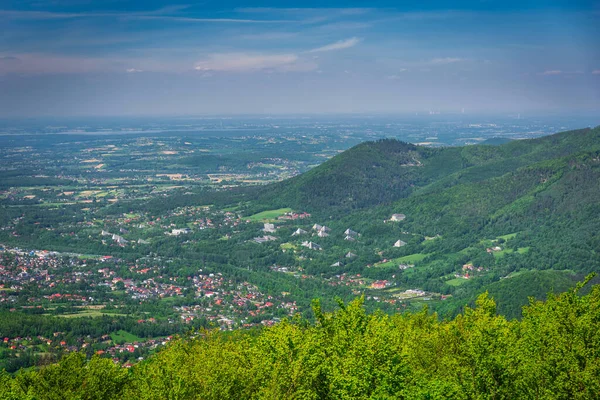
[2,353,130,399]
[110,330,143,345]
[246,208,293,221]
[4,280,599,399]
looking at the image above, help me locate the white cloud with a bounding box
[308,37,360,53]
[541,70,588,76]
[194,53,317,72]
[0,53,181,75]
[393,58,464,69]
[0,9,289,23]
[386,69,408,79]
[0,53,109,74]
[239,32,298,40]
[592,70,600,75]
[0,55,19,62]
[430,57,463,65]
[541,70,562,75]
[135,15,291,24]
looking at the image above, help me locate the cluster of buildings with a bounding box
[277,212,311,220]
[455,263,485,279]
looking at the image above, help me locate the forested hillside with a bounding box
[234,126,600,318]
[2,277,598,399]
[256,127,600,215]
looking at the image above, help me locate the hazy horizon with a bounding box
[1,0,599,117]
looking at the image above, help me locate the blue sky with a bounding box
[0,0,599,116]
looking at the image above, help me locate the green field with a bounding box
[497,232,519,241]
[397,253,430,263]
[493,247,530,258]
[159,297,179,304]
[56,310,128,318]
[110,330,143,343]
[376,253,430,268]
[446,278,469,286]
[246,208,292,221]
[28,202,76,207]
[77,254,102,260]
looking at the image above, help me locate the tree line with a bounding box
[2,276,599,399]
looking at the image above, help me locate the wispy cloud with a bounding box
[0,53,111,74]
[386,69,408,79]
[394,58,465,69]
[239,32,299,40]
[234,7,374,20]
[541,70,563,75]
[307,37,361,53]
[541,70,588,76]
[194,53,317,72]
[430,57,463,65]
[236,7,479,28]
[593,70,600,75]
[235,7,471,20]
[235,7,373,13]
[0,56,20,62]
[132,16,291,24]
[0,8,291,23]
[0,53,176,75]
[0,9,82,20]
[191,37,360,74]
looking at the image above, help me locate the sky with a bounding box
[0,0,599,116]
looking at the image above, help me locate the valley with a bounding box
[1,117,599,373]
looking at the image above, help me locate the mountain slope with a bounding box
[244,126,600,317]
[255,127,600,215]
[258,139,432,212]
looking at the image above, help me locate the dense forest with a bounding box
[254,127,600,215]
[2,276,598,399]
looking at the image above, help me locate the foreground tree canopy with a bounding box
[2,276,599,400]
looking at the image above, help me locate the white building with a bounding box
[390,214,406,222]
[292,228,307,236]
[263,223,276,233]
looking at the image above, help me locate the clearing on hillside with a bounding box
[246,208,293,221]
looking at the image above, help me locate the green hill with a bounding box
[259,139,430,211]
[256,127,600,215]
[245,126,600,316]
